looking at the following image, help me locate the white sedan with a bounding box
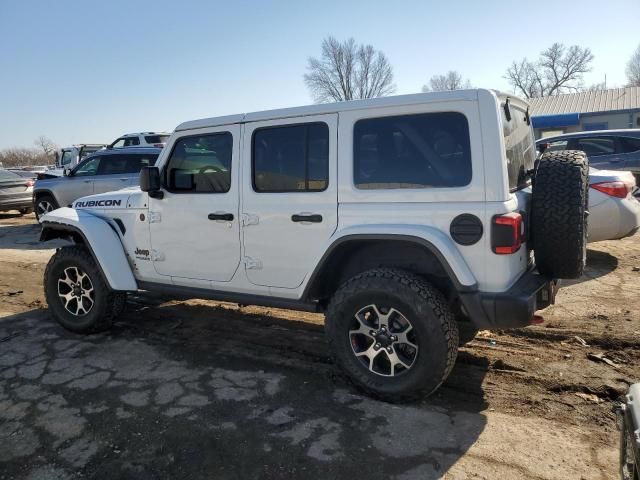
[588,168,640,242]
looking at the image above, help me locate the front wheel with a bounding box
[325,268,458,402]
[35,194,59,222]
[44,245,117,333]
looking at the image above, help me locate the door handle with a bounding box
[83,180,91,183]
[291,214,323,223]
[119,178,129,181]
[208,212,234,221]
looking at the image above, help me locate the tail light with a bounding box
[26,180,34,188]
[590,181,633,199]
[492,212,523,254]
[153,143,165,148]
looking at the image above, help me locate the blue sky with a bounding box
[0,0,638,149]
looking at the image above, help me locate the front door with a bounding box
[241,114,338,288]
[149,126,241,282]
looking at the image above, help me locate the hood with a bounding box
[73,187,145,210]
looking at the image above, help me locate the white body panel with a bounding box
[40,207,138,291]
[47,90,540,300]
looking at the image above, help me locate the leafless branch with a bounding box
[422,71,472,92]
[304,36,395,103]
[504,43,594,98]
[626,43,640,87]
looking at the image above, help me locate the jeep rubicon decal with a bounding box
[74,199,122,208]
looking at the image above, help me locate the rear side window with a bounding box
[353,112,471,189]
[252,123,329,192]
[164,133,232,193]
[574,137,615,157]
[145,135,169,144]
[98,155,129,175]
[126,154,158,173]
[620,137,640,154]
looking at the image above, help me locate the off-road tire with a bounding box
[531,150,589,279]
[325,268,458,402]
[44,245,116,333]
[35,194,59,222]
[112,292,127,318]
[457,320,479,346]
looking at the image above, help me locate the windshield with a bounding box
[501,101,536,191]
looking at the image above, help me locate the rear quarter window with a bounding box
[353,112,472,189]
[502,103,536,191]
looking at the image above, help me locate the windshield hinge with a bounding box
[243,256,262,270]
[241,213,259,227]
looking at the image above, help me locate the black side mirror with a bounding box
[140,166,163,198]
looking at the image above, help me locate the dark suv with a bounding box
[536,129,640,182]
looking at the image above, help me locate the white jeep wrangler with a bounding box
[40,90,589,401]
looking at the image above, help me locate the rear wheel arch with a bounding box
[303,235,475,305]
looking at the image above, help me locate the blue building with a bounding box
[529,86,640,139]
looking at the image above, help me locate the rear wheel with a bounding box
[44,245,116,333]
[325,268,458,402]
[531,150,589,279]
[35,194,58,222]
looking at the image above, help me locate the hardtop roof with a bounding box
[175,89,515,132]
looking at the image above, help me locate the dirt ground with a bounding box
[1,211,638,479]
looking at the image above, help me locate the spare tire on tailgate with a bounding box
[531,150,589,279]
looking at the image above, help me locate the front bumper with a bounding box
[617,383,640,480]
[459,269,556,330]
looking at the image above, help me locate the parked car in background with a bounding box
[536,129,640,182]
[588,168,640,242]
[0,169,34,215]
[7,169,38,179]
[33,147,160,220]
[50,144,107,175]
[108,132,170,149]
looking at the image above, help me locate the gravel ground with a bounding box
[1,211,637,479]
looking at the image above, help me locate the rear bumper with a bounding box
[460,269,556,330]
[617,383,640,477]
[0,195,33,211]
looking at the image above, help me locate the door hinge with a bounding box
[149,211,161,223]
[243,256,262,269]
[241,213,259,226]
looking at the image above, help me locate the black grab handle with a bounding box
[291,214,323,223]
[208,213,234,221]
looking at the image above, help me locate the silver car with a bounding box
[34,147,160,220]
[536,129,640,182]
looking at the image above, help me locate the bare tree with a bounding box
[626,43,640,86]
[587,81,607,91]
[304,37,395,103]
[0,147,50,168]
[505,43,594,98]
[34,135,57,156]
[422,71,471,92]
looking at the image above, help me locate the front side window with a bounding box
[164,133,232,193]
[354,112,471,189]
[124,137,140,147]
[73,157,101,177]
[111,138,126,148]
[545,140,568,152]
[253,123,329,192]
[573,137,616,157]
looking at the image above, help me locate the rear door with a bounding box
[241,114,338,288]
[618,137,640,175]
